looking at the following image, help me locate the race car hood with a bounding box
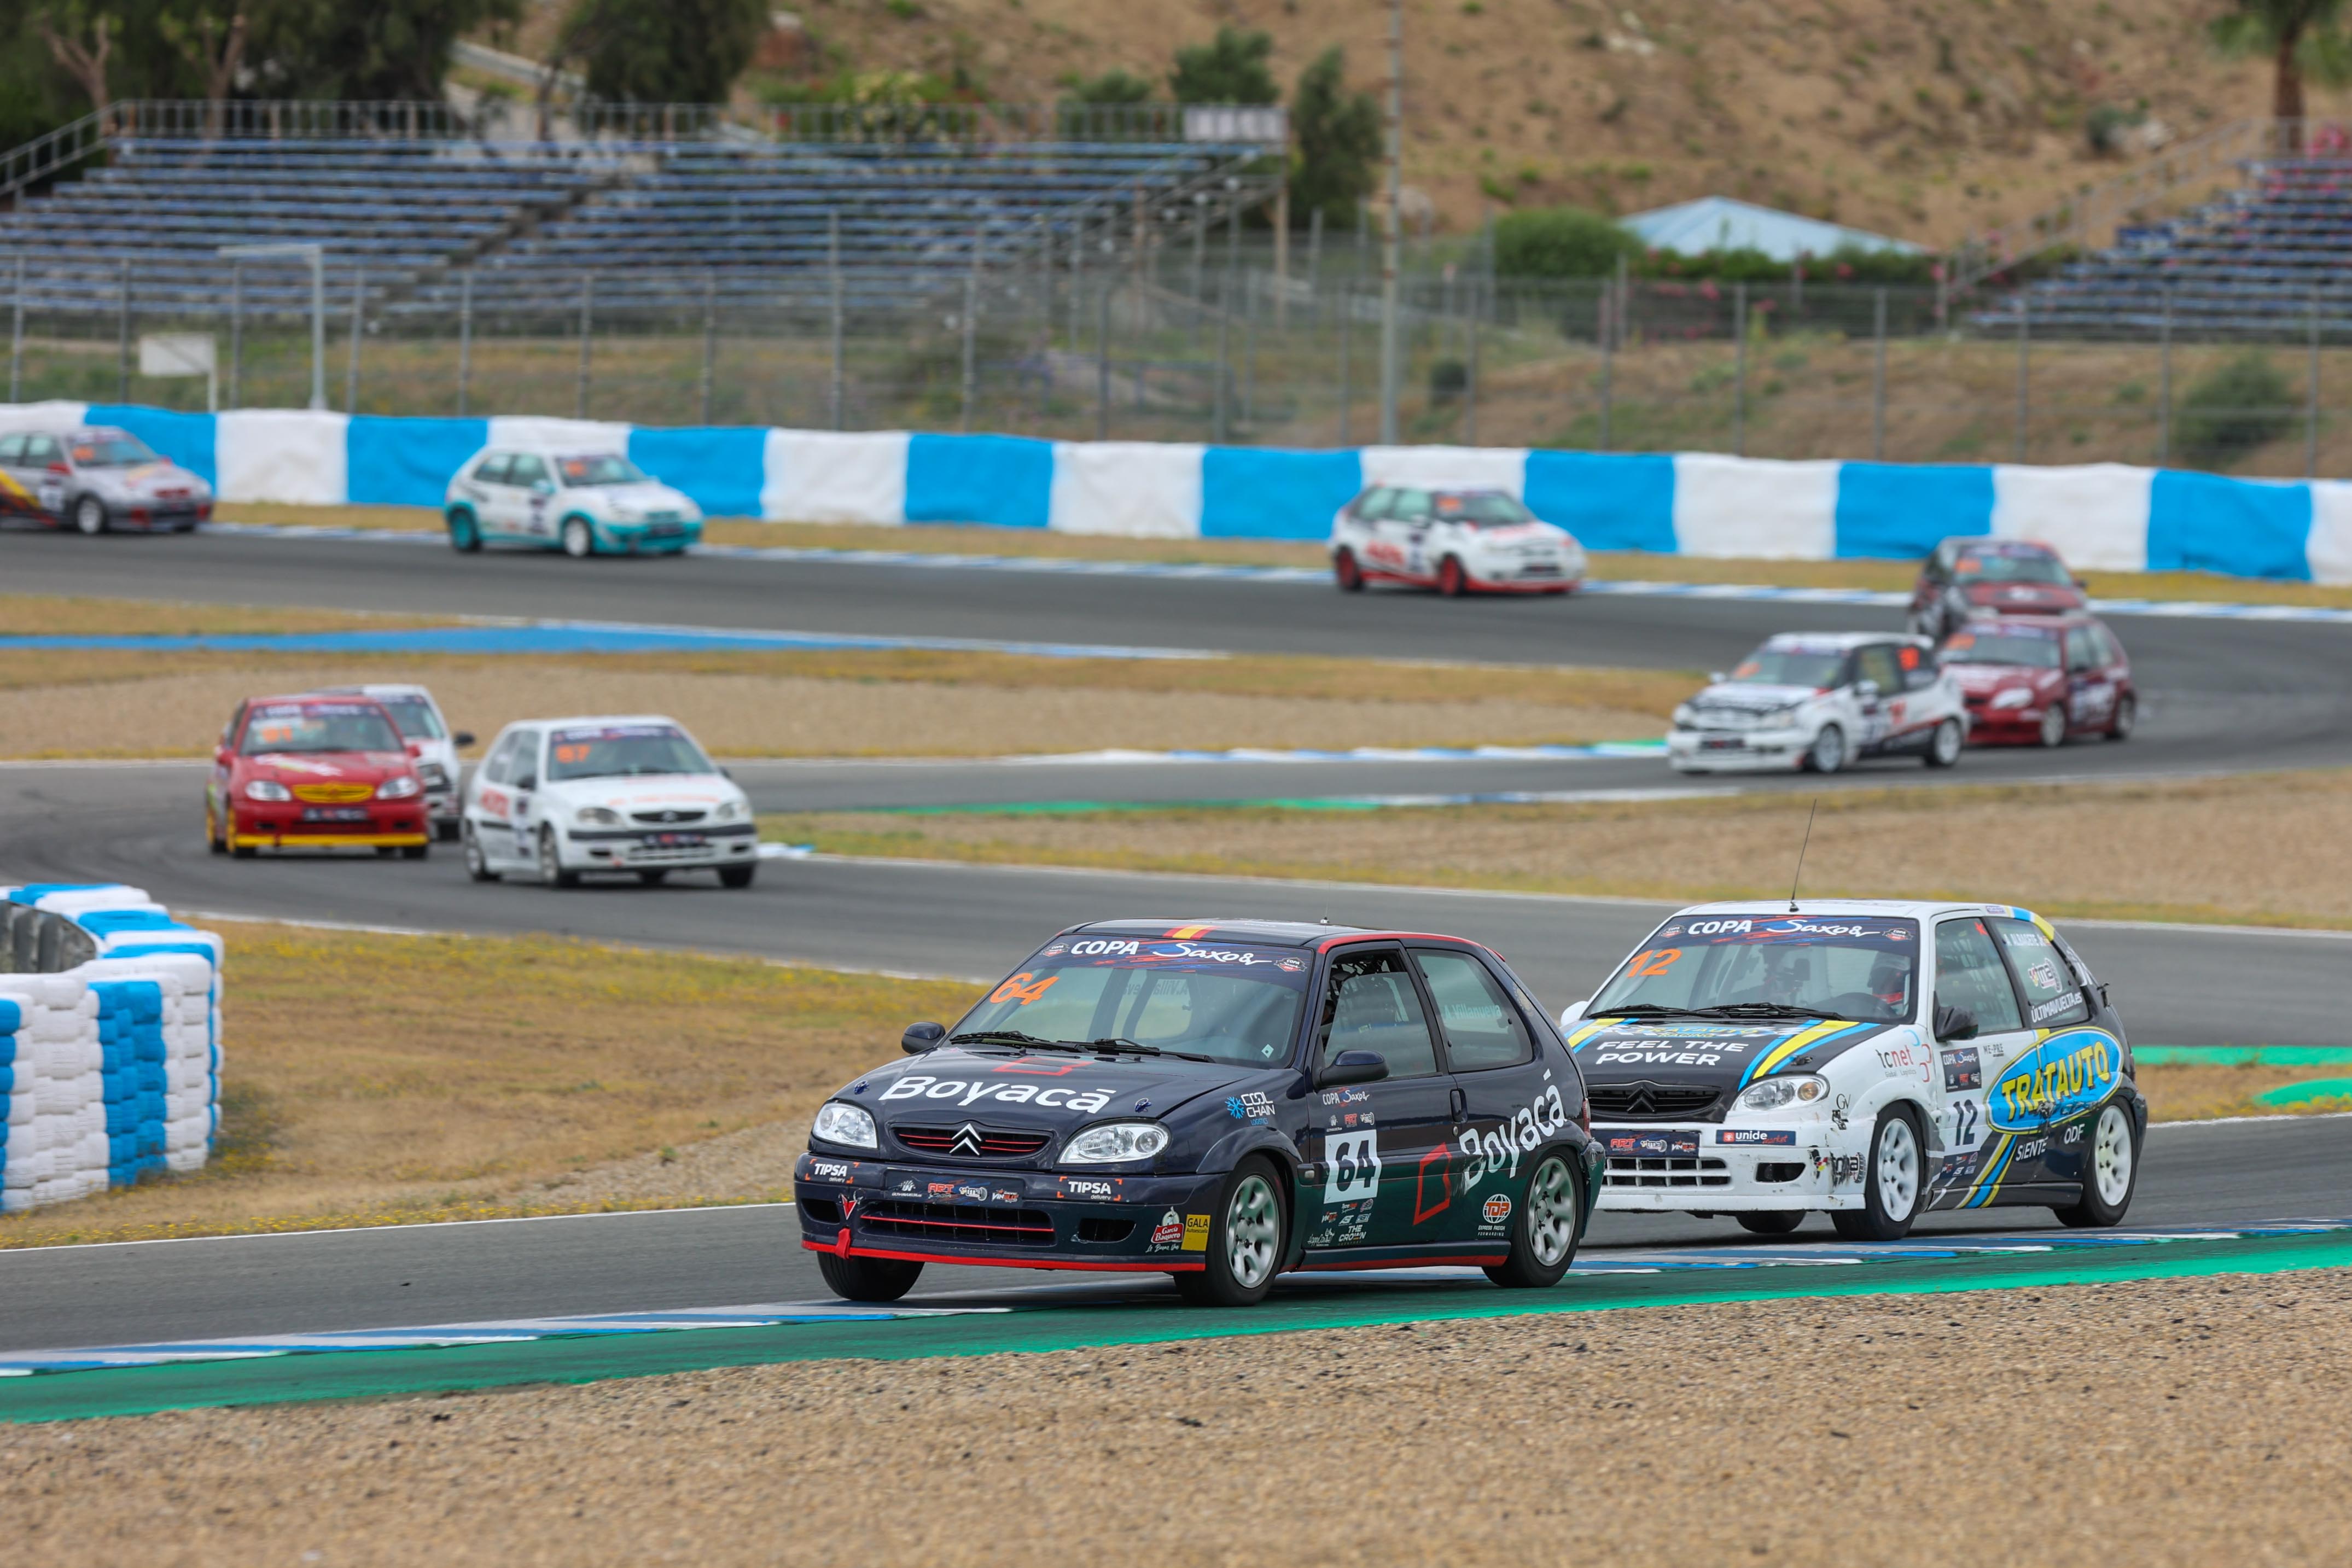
[241,751,412,786]
[1685,682,1819,715]
[594,482,696,516]
[1961,580,2081,614]
[1948,663,2062,695]
[539,774,744,813]
[84,462,210,499]
[1567,1017,1906,1101]
[856,1046,1274,1133]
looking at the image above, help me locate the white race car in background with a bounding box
[460,715,758,888]
[443,448,703,558]
[314,684,475,840]
[1561,900,2145,1238]
[1329,486,1585,596]
[1668,632,1966,773]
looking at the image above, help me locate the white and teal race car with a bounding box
[443,447,702,558]
[1559,899,2145,1240]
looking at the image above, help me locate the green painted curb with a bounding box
[2255,1077,2352,1106]
[2138,1046,2352,1066]
[4,1231,2348,1426]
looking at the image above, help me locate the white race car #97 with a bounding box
[1668,632,1966,774]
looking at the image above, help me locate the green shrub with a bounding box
[1429,358,1469,401]
[1494,206,1641,278]
[2175,352,2296,468]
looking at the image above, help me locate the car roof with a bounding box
[1760,631,1930,652]
[1666,898,2053,925]
[1955,538,2062,557]
[505,714,686,732]
[242,692,397,710]
[1062,919,1501,952]
[311,683,439,700]
[62,427,136,443]
[1957,612,2100,632]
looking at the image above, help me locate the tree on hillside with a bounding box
[1170,25,1278,105]
[2210,0,2352,146]
[558,0,767,104]
[1492,206,1640,278]
[1289,47,1377,229]
[247,0,522,101]
[1063,68,1153,104]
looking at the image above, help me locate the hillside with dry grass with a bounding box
[484,0,2352,248]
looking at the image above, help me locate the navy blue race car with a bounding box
[794,920,1604,1307]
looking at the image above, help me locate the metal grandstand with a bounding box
[0,98,1288,316]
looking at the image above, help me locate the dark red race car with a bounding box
[1940,615,2137,748]
[204,693,432,858]
[1907,538,2089,642]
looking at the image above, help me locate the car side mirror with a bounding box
[1855,679,1881,700]
[454,731,476,748]
[2074,575,2089,590]
[1934,1003,1978,1042]
[1316,1049,1389,1088]
[902,1021,947,1054]
[1707,671,1726,685]
[514,774,537,792]
[533,479,555,496]
[1559,999,1591,1030]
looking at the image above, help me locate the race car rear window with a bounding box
[557,454,645,487]
[376,697,446,741]
[1590,915,1921,1024]
[1431,493,1534,526]
[951,937,1314,1068]
[241,703,403,755]
[1956,548,2071,585]
[1940,628,2060,668]
[1989,917,2089,1028]
[545,724,712,781]
[69,437,157,468]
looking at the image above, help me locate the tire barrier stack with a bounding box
[0,883,223,1214]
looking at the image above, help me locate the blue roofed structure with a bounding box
[1621,196,1923,261]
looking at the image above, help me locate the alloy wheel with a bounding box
[1876,1114,1920,1221]
[1524,1156,1580,1267]
[1224,1172,1279,1289]
[2092,1104,2134,1206]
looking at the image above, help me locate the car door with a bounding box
[1344,486,1394,551]
[1850,642,1905,752]
[1985,914,2109,1193]
[2062,625,2115,734]
[22,435,68,517]
[0,434,33,516]
[1411,945,1568,1249]
[470,729,523,862]
[1928,914,2037,1206]
[458,452,509,534]
[503,728,546,865]
[503,454,556,541]
[1302,945,1459,1256]
[1380,489,1437,582]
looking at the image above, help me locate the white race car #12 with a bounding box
[461,715,758,888]
[1561,900,2145,1239]
[1668,632,1966,774]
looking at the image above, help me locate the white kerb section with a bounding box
[1049,441,1204,537]
[1359,445,1527,497]
[215,409,351,505]
[1673,454,1839,559]
[2303,480,2352,586]
[761,429,910,524]
[0,400,89,435]
[1990,463,2153,573]
[488,415,635,454]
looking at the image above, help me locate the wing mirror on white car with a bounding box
[1707,671,1726,684]
[1934,1003,1980,1041]
[1559,999,1591,1029]
[1855,679,1882,700]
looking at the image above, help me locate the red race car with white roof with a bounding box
[205,694,430,858]
[1941,614,2137,747]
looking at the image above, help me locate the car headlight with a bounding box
[1671,704,1695,728]
[607,504,639,522]
[376,776,422,800]
[1990,687,2034,709]
[1062,1122,1171,1164]
[1735,1074,1829,1112]
[416,761,449,789]
[812,1101,878,1150]
[242,779,291,801]
[575,806,623,826]
[713,799,746,822]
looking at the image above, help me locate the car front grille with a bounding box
[630,809,707,825]
[862,1200,1056,1248]
[893,1127,1053,1159]
[1588,1082,1721,1121]
[1605,1156,1731,1188]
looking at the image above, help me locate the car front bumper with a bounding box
[560,821,758,870]
[598,520,701,552]
[794,1153,1225,1272]
[1667,725,1813,772]
[1592,1122,1869,1211]
[230,803,429,849]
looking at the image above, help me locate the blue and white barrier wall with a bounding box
[8,400,2350,584]
[0,883,223,1214]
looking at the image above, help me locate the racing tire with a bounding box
[1172,1155,1285,1307]
[400,843,429,861]
[2104,695,2136,743]
[1830,1105,1924,1241]
[462,821,499,882]
[637,870,668,885]
[2037,704,2068,748]
[1482,1150,1582,1289]
[1804,724,1847,775]
[1922,716,1964,768]
[71,494,108,535]
[717,862,756,889]
[1436,555,1469,598]
[817,1252,923,1303]
[1734,1211,1806,1236]
[206,809,226,855]
[446,508,482,552]
[2053,1099,2139,1228]
[1332,549,1365,592]
[560,516,595,559]
[537,825,580,888]
[230,842,258,860]
[375,846,397,858]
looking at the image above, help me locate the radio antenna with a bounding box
[1787,798,1819,913]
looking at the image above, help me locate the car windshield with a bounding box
[558,454,646,487]
[545,724,712,780]
[950,937,1314,1067]
[1727,645,1846,688]
[373,697,447,741]
[1958,550,2071,586]
[1590,913,1922,1024]
[241,703,404,755]
[1432,493,1534,526]
[70,436,158,467]
[1940,628,2062,668]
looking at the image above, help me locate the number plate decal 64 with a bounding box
[1324,1129,1382,1203]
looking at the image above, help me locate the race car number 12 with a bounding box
[1325,1132,1381,1203]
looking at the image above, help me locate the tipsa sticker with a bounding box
[1180,1214,1212,1251]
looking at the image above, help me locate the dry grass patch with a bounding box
[0,921,963,1249]
[771,768,2352,931]
[0,593,447,639]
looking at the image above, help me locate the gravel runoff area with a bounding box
[10,1269,2349,1565]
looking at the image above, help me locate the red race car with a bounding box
[1940,615,2137,748]
[205,693,432,858]
[1907,538,2089,642]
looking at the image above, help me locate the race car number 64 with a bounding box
[1325,1132,1381,1203]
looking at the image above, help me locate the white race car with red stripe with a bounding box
[1668,632,1967,773]
[1329,486,1585,597]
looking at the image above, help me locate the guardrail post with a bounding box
[1214,272,1232,444]
[1871,287,1888,462]
[2013,294,2030,464]
[227,263,242,409]
[345,266,364,413]
[8,254,21,403]
[828,211,845,431]
[698,270,715,425]
[1306,206,1324,332]
[574,272,593,420]
[458,269,474,417]
[960,226,981,434]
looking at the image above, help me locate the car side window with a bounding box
[1854,644,1903,694]
[0,435,23,462]
[507,455,548,489]
[1411,949,1532,1070]
[2064,628,2099,673]
[2089,625,2123,666]
[1318,948,1439,1079]
[1933,918,2025,1033]
[24,436,59,465]
[1354,487,1395,521]
[479,732,515,785]
[1389,488,1431,524]
[1988,917,2089,1029]
[475,453,512,486]
[509,730,542,785]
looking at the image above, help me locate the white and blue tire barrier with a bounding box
[7,400,2351,584]
[0,883,222,1214]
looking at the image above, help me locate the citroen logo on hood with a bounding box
[949,1123,985,1157]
